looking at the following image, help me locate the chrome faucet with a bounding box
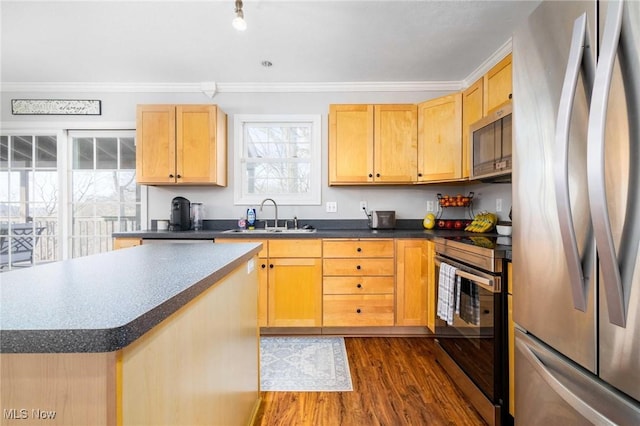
[259,198,280,229]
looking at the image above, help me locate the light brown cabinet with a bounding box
[136,105,227,186]
[216,238,321,327]
[329,104,417,185]
[395,239,430,326]
[417,93,463,182]
[484,54,513,115]
[267,240,323,327]
[323,239,395,326]
[462,78,484,179]
[113,237,142,250]
[507,261,515,417]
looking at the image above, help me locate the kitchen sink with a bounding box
[221,228,316,234]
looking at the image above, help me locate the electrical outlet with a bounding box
[426,200,435,212]
[359,201,367,212]
[496,198,503,212]
[326,201,338,213]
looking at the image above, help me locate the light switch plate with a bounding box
[326,201,337,213]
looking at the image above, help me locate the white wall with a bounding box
[1,89,512,227]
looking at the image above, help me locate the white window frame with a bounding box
[0,130,64,266]
[0,124,146,264]
[67,130,143,257]
[233,114,321,206]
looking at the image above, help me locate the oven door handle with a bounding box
[434,256,497,293]
[456,270,493,289]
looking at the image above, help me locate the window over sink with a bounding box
[233,114,321,205]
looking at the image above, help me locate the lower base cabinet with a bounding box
[323,294,394,326]
[322,239,395,326]
[113,237,142,250]
[508,261,515,417]
[216,239,322,327]
[395,239,431,326]
[268,256,322,327]
[217,237,438,331]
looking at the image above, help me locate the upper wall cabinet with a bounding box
[417,93,463,182]
[462,78,484,179]
[136,105,227,186]
[329,104,417,185]
[461,53,512,180]
[483,54,513,115]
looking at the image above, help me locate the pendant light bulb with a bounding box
[232,0,247,31]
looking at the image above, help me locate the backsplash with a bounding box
[146,182,512,229]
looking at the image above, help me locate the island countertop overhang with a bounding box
[0,242,262,353]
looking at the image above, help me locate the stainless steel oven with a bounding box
[432,237,509,426]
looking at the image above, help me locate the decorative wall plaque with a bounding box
[11,99,101,115]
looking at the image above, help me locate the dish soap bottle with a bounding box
[247,207,256,230]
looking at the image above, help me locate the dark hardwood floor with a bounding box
[254,337,487,426]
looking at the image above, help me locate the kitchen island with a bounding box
[0,242,262,426]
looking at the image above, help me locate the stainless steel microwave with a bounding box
[470,102,512,181]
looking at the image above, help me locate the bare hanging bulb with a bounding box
[232,0,247,31]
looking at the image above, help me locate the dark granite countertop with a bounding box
[113,219,474,240]
[113,219,511,255]
[0,242,262,353]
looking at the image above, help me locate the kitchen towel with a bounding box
[437,262,459,325]
[459,281,480,326]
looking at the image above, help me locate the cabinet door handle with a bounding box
[368,173,373,178]
[357,247,362,252]
[376,173,380,178]
[356,308,362,314]
[169,174,174,178]
[357,283,362,289]
[176,174,181,179]
[418,172,423,177]
[356,265,361,270]
[261,264,266,269]
[269,264,274,269]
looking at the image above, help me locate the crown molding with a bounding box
[462,38,513,89]
[0,38,511,95]
[1,80,463,94]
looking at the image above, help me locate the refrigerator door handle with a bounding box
[554,13,594,312]
[587,0,626,327]
[516,336,617,425]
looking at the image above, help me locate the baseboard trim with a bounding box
[260,326,433,337]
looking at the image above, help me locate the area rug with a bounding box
[260,336,353,392]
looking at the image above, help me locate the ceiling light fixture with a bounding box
[232,0,247,31]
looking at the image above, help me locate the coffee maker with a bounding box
[169,196,191,231]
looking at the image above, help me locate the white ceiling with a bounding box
[0,0,541,91]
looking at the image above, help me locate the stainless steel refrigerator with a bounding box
[512,0,640,424]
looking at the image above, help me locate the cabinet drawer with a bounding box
[323,258,395,276]
[323,295,394,326]
[323,239,394,258]
[269,239,322,258]
[323,276,394,295]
